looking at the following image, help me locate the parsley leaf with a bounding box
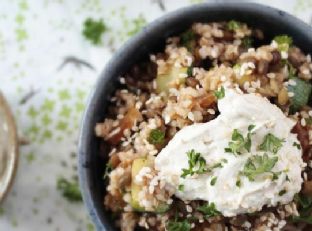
[273,35,293,52]
[225,129,245,154]
[103,162,113,180]
[180,30,196,51]
[248,124,256,131]
[272,171,282,181]
[167,219,191,231]
[227,20,241,31]
[187,66,193,77]
[210,176,217,186]
[225,125,255,155]
[279,189,287,196]
[242,37,253,49]
[148,129,165,145]
[178,184,185,191]
[236,179,241,187]
[282,60,297,78]
[57,177,82,202]
[214,86,225,99]
[293,142,301,150]
[82,18,107,45]
[181,150,225,178]
[258,133,284,154]
[241,154,278,181]
[291,193,312,224]
[295,193,312,214]
[181,149,207,178]
[197,202,221,218]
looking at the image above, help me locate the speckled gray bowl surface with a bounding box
[78,3,312,230]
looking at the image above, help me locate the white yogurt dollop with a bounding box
[155,89,305,217]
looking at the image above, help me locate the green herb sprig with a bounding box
[225,125,255,155]
[197,202,221,219]
[180,30,196,51]
[167,218,191,231]
[148,128,165,145]
[103,162,113,180]
[241,154,278,181]
[210,176,217,186]
[227,20,241,31]
[293,142,301,150]
[181,149,207,178]
[273,35,293,52]
[291,194,312,224]
[214,86,225,99]
[181,150,225,178]
[242,37,253,49]
[258,133,284,154]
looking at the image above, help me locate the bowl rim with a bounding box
[78,2,312,230]
[0,92,19,203]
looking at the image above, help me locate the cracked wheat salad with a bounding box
[95,21,312,231]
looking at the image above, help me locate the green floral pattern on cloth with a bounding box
[0,0,311,230]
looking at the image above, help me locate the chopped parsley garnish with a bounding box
[242,37,253,49]
[187,66,193,77]
[258,133,284,154]
[225,125,255,155]
[57,177,82,202]
[82,18,107,45]
[282,60,296,78]
[227,20,241,31]
[293,142,301,150]
[180,30,196,51]
[214,86,225,99]
[181,150,225,178]
[210,176,217,186]
[178,184,185,191]
[291,194,312,224]
[210,162,223,169]
[273,35,293,52]
[241,154,278,181]
[236,179,241,187]
[103,162,113,179]
[181,149,207,178]
[286,175,290,181]
[148,128,165,145]
[167,219,191,231]
[279,189,287,196]
[272,171,282,181]
[197,202,221,218]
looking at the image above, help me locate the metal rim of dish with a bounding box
[0,92,18,203]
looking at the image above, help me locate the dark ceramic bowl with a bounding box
[78,2,312,230]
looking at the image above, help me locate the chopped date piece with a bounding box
[257,60,269,75]
[106,108,142,145]
[288,47,306,68]
[292,122,311,162]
